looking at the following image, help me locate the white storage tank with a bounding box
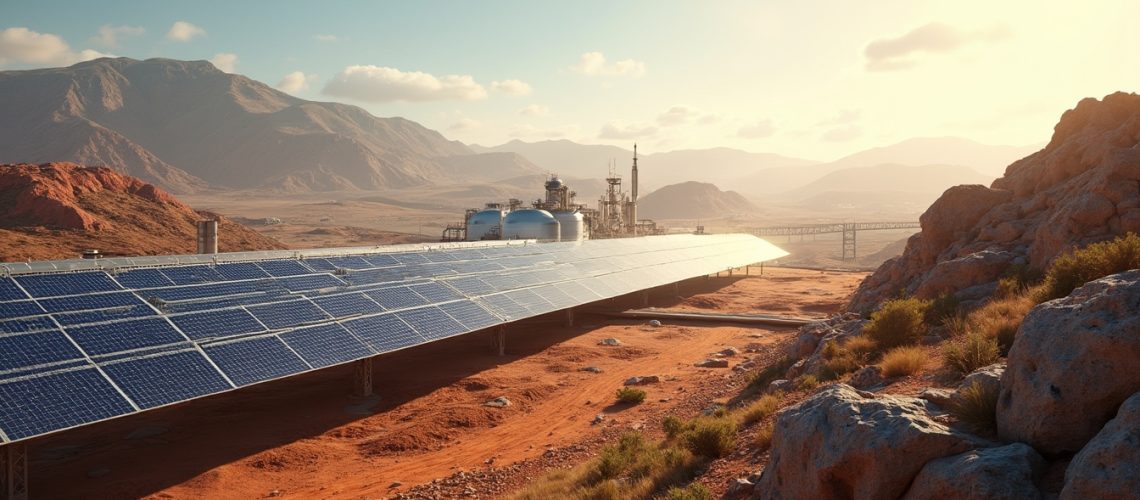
[502,209,560,242]
[466,208,505,241]
[552,210,585,242]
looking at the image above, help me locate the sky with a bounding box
[2,0,1137,161]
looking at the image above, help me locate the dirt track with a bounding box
[30,268,865,499]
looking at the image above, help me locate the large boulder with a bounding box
[997,270,1140,455]
[753,384,980,499]
[904,443,1046,500]
[1060,391,1140,499]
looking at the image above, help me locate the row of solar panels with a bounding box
[0,234,787,444]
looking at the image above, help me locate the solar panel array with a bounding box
[0,234,786,444]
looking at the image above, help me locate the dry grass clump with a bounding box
[967,294,1035,354]
[664,483,712,500]
[864,298,929,349]
[1035,232,1140,302]
[924,292,960,327]
[819,341,862,380]
[616,387,647,404]
[943,332,1000,375]
[843,336,879,359]
[748,356,794,391]
[793,374,819,392]
[753,423,775,451]
[662,415,684,438]
[951,380,999,435]
[681,416,738,458]
[740,393,782,425]
[879,346,927,377]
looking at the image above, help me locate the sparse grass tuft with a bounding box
[616,387,647,404]
[748,356,795,390]
[843,336,879,360]
[924,293,960,327]
[662,415,684,438]
[754,422,775,451]
[968,294,1034,354]
[664,483,712,500]
[740,393,781,425]
[879,345,927,377]
[943,332,1000,376]
[864,298,929,349]
[951,380,999,435]
[819,340,862,381]
[1035,233,1140,302]
[793,374,819,392]
[682,416,737,458]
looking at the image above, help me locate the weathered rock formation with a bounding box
[0,162,284,261]
[997,270,1140,455]
[1060,391,1140,498]
[850,92,1140,312]
[753,384,980,499]
[904,443,1046,500]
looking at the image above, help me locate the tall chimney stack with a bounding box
[197,220,218,254]
[631,143,639,235]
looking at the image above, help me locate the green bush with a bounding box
[943,332,1000,375]
[863,298,929,349]
[951,381,999,435]
[924,293,960,327]
[1036,233,1140,302]
[616,387,647,404]
[595,432,648,479]
[662,415,684,438]
[664,483,712,500]
[682,416,737,458]
[819,341,862,380]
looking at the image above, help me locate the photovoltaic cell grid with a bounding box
[0,234,786,444]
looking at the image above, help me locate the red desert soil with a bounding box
[31,267,866,499]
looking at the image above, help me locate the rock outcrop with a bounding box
[1061,391,1140,498]
[0,162,285,261]
[904,443,1046,500]
[753,384,980,499]
[850,92,1140,312]
[997,270,1140,455]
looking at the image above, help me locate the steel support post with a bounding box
[566,308,575,327]
[494,326,506,356]
[353,358,373,397]
[1,443,28,500]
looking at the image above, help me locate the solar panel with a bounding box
[0,234,789,444]
[202,336,310,386]
[100,350,232,409]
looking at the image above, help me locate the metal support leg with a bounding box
[1,443,29,500]
[566,308,575,327]
[641,290,650,307]
[673,283,679,296]
[495,326,506,356]
[746,265,750,276]
[353,358,373,397]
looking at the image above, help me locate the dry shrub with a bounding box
[1036,232,1140,302]
[682,416,737,458]
[943,332,1000,375]
[740,394,781,425]
[754,423,775,450]
[843,335,879,360]
[864,298,929,349]
[968,294,1035,354]
[794,374,819,392]
[662,415,684,438]
[951,380,999,435]
[616,387,647,404]
[664,483,712,500]
[819,341,862,380]
[924,293,960,326]
[879,346,926,377]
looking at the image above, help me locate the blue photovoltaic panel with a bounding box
[101,350,232,409]
[341,268,404,286]
[0,368,136,441]
[365,286,429,310]
[0,331,86,372]
[506,288,556,315]
[16,272,121,298]
[53,305,155,327]
[445,276,496,296]
[396,307,467,341]
[277,274,345,292]
[301,258,338,272]
[310,293,382,318]
[39,291,148,314]
[363,254,400,267]
[169,309,265,340]
[202,336,310,387]
[160,265,225,285]
[246,299,330,330]
[476,294,528,321]
[214,263,270,281]
[324,256,372,270]
[393,253,429,265]
[141,281,264,302]
[280,323,374,368]
[0,278,28,301]
[409,282,463,302]
[0,316,58,335]
[438,300,500,331]
[533,285,577,309]
[113,269,175,289]
[162,293,282,314]
[558,281,602,303]
[256,260,313,277]
[64,317,187,356]
[0,300,43,319]
[342,313,424,353]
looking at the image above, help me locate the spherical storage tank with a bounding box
[466,208,505,241]
[552,210,585,242]
[502,209,560,242]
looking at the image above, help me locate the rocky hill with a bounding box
[850,92,1140,312]
[637,181,758,219]
[0,162,285,261]
[0,58,538,193]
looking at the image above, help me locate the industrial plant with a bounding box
[442,145,660,242]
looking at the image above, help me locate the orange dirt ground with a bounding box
[29,267,866,499]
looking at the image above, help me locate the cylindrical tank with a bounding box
[466,208,505,241]
[502,209,560,242]
[552,210,585,242]
[197,220,218,254]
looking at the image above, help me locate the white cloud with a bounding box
[449,118,482,132]
[323,65,488,102]
[518,104,549,117]
[570,51,646,77]
[509,123,580,139]
[209,53,237,73]
[599,122,658,140]
[167,21,206,42]
[817,109,862,127]
[822,125,863,142]
[0,27,111,67]
[277,71,317,93]
[656,106,697,127]
[313,34,339,42]
[491,79,532,96]
[90,25,144,48]
[864,23,1011,71]
[737,120,776,139]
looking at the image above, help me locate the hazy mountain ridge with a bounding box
[637,181,758,219]
[0,57,542,193]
